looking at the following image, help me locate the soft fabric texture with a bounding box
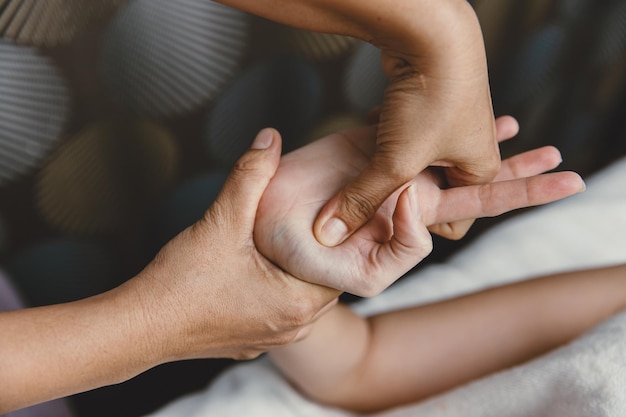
[146,156,626,417]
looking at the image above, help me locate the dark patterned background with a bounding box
[1,0,625,416]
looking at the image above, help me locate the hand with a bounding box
[311,1,500,246]
[0,130,343,413]
[130,129,339,361]
[214,0,502,246]
[255,118,585,297]
[426,115,523,239]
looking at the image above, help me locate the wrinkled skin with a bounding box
[255,117,585,297]
[215,0,503,246]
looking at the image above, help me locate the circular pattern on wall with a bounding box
[499,24,567,111]
[556,0,593,23]
[344,41,387,114]
[101,0,250,118]
[592,1,626,68]
[0,39,69,186]
[7,238,122,306]
[279,27,357,62]
[304,113,364,144]
[205,56,323,167]
[144,172,227,258]
[0,211,7,253]
[35,120,179,235]
[0,0,126,46]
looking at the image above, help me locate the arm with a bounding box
[0,130,341,413]
[217,0,500,246]
[270,264,626,413]
[255,117,585,297]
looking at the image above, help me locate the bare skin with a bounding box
[0,120,583,413]
[0,131,340,413]
[217,0,500,246]
[254,117,585,296]
[270,264,626,413]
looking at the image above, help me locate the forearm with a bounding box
[0,285,162,413]
[216,0,485,75]
[358,264,626,411]
[269,305,369,403]
[271,264,626,412]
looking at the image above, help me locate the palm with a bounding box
[255,124,583,296]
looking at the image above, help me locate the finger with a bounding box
[428,171,586,226]
[365,185,432,297]
[428,146,564,240]
[428,115,519,240]
[495,146,562,182]
[495,115,519,143]
[428,219,475,241]
[388,184,433,262]
[443,127,502,188]
[314,152,420,247]
[209,128,282,233]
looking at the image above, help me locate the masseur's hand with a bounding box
[214,0,501,246]
[254,118,585,297]
[0,130,341,415]
[133,130,339,361]
[308,1,500,247]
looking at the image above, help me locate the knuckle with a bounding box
[485,155,502,178]
[231,154,263,179]
[418,236,434,255]
[478,183,499,217]
[341,191,379,226]
[474,151,502,181]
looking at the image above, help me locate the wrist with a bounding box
[114,271,185,366]
[93,262,191,374]
[370,0,487,79]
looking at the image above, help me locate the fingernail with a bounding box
[251,128,273,150]
[319,217,349,247]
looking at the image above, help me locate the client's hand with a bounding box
[255,117,585,297]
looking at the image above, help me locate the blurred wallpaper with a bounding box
[0,0,625,416]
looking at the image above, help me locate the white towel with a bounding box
[146,156,626,417]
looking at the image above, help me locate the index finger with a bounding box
[427,171,585,226]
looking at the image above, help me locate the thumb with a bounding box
[378,184,433,282]
[210,128,282,233]
[314,155,418,247]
